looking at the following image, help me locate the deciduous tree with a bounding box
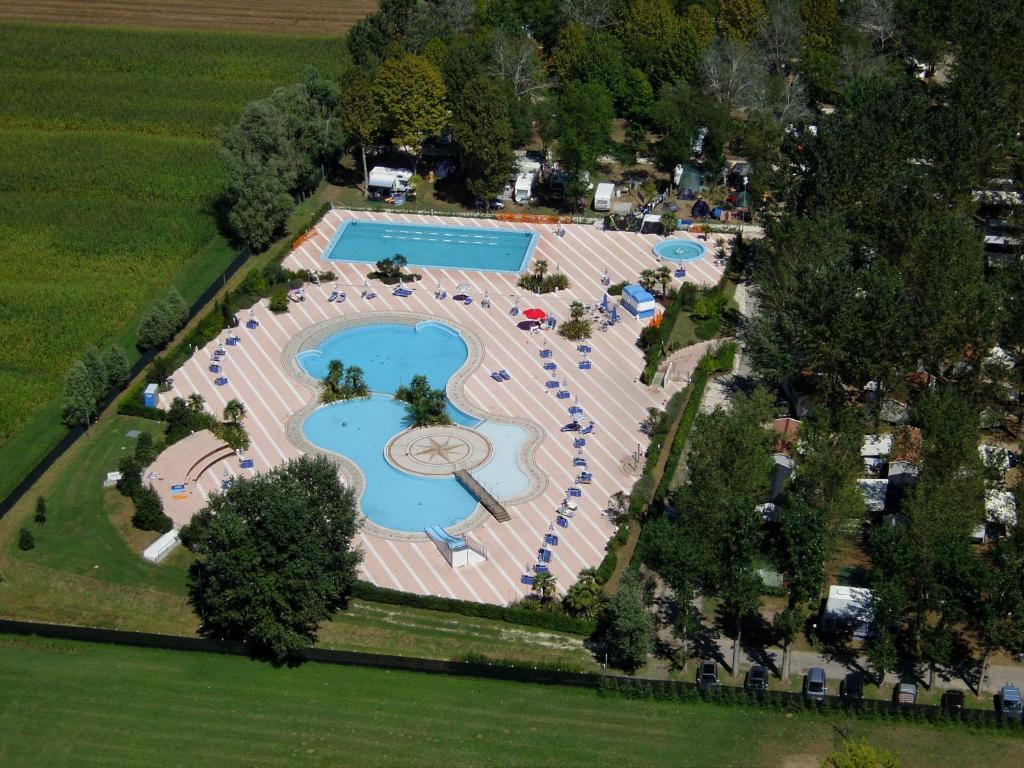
[180,455,362,661]
[374,54,448,171]
[605,569,653,672]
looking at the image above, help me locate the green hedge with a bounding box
[349,581,597,636]
[118,402,167,421]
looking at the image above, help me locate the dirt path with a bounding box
[0,0,377,35]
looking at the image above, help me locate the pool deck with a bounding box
[161,209,724,604]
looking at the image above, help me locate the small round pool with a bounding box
[653,239,706,262]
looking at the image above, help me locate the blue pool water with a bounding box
[298,321,527,532]
[653,239,706,262]
[303,395,479,532]
[325,220,538,273]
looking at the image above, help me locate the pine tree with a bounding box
[34,496,47,525]
[62,360,98,429]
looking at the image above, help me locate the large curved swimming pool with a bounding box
[653,238,706,262]
[296,322,529,532]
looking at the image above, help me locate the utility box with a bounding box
[143,383,159,408]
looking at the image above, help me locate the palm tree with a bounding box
[655,265,672,297]
[186,393,205,414]
[222,399,246,425]
[343,366,368,398]
[563,568,602,618]
[533,259,549,279]
[569,301,585,322]
[639,269,657,294]
[532,571,557,603]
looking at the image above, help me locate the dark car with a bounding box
[803,667,827,703]
[697,661,720,692]
[941,689,966,715]
[840,672,864,701]
[999,685,1023,721]
[744,665,769,698]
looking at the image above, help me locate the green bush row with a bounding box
[349,581,597,636]
[594,521,631,585]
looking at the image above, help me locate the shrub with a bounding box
[518,272,571,294]
[607,281,628,296]
[134,431,158,465]
[557,318,592,340]
[268,289,289,313]
[137,290,189,350]
[18,528,35,551]
[694,315,721,340]
[104,345,130,391]
[595,551,617,584]
[131,485,173,533]
[116,456,143,498]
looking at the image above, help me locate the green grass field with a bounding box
[0,21,347,500]
[0,634,1019,767]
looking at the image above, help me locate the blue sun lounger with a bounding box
[240,458,254,469]
[521,574,535,585]
[463,296,473,305]
[578,360,592,370]
[393,286,412,297]
[533,563,550,574]
[557,390,571,399]
[327,290,339,302]
[545,380,559,389]
[362,290,377,300]
[540,348,552,358]
[576,472,592,484]
[226,336,239,347]
[209,363,221,373]
[567,487,582,498]
[538,548,552,563]
[556,515,569,529]
[573,457,587,467]
[560,421,581,432]
[573,437,586,448]
[580,422,594,435]
[543,361,557,370]
[544,533,559,546]
[674,268,686,278]
[246,318,259,329]
[214,376,229,387]
[498,370,511,380]
[490,372,504,382]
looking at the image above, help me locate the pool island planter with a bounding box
[282,313,548,542]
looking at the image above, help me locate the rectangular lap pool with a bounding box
[324,219,538,273]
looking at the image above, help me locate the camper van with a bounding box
[593,182,615,211]
[367,166,413,198]
[514,173,535,205]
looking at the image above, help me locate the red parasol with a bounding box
[523,308,547,321]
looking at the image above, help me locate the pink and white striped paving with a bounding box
[161,209,723,604]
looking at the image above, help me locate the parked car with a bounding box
[941,689,966,715]
[744,665,769,698]
[697,661,720,692]
[998,685,1023,721]
[840,672,864,702]
[894,682,918,708]
[803,667,827,703]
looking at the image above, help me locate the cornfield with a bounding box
[0,22,346,445]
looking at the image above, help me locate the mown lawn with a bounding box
[0,634,1020,768]
[0,21,347,500]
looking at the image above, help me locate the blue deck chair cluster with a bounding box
[490,369,511,382]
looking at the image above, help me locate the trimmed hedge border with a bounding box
[351,581,597,637]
